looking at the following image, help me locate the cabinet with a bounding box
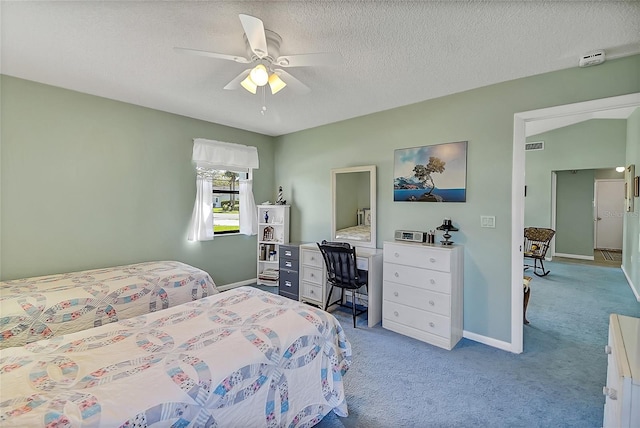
[382,241,463,350]
[603,314,640,428]
[256,205,289,286]
[279,243,300,300]
[299,243,383,327]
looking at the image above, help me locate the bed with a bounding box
[0,261,218,349]
[0,286,352,427]
[334,208,371,242]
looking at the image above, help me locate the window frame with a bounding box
[211,169,250,235]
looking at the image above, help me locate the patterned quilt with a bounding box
[0,287,352,427]
[335,224,371,242]
[0,261,218,349]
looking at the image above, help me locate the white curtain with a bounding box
[187,173,214,241]
[239,179,258,235]
[187,138,259,241]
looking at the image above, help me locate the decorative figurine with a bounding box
[276,186,286,205]
[264,210,269,223]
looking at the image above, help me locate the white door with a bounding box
[595,179,624,250]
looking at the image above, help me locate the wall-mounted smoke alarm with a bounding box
[579,50,606,67]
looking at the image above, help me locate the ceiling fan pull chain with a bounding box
[261,86,267,115]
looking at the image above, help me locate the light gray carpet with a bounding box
[307,260,640,428]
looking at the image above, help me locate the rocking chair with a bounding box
[523,227,555,277]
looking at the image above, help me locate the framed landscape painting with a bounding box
[394,141,468,202]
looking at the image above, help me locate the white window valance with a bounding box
[192,138,259,172]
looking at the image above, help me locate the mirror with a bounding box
[331,165,377,248]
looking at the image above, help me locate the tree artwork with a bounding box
[393,141,467,202]
[413,156,446,198]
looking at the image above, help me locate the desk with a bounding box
[299,243,383,327]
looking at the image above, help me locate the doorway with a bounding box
[594,179,625,250]
[510,92,640,354]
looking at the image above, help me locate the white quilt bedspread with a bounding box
[0,261,218,349]
[0,287,351,427]
[335,224,371,241]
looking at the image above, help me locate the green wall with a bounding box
[0,75,275,284]
[555,170,596,256]
[623,107,640,299]
[525,119,627,229]
[2,55,639,344]
[274,55,640,342]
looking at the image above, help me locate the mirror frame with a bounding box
[331,165,377,248]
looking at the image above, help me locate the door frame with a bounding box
[510,92,640,354]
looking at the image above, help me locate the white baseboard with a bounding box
[216,278,257,292]
[463,330,515,353]
[621,265,640,302]
[554,252,594,261]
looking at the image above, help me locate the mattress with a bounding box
[335,224,371,241]
[0,286,352,427]
[0,261,218,349]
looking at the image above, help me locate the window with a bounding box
[211,170,249,234]
[188,138,258,242]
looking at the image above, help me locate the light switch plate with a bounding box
[481,215,495,228]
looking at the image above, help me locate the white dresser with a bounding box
[299,243,383,327]
[382,241,463,350]
[603,314,640,428]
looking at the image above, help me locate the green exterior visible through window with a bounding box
[212,170,247,234]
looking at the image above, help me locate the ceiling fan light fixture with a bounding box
[249,64,269,86]
[240,76,258,94]
[268,73,287,94]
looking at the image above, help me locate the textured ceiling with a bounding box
[1,1,639,136]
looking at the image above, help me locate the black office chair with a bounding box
[317,240,368,328]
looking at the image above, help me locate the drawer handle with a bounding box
[394,252,399,258]
[311,256,315,261]
[429,322,435,328]
[310,289,315,294]
[310,273,314,278]
[602,386,617,400]
[430,279,436,285]
[394,291,399,297]
[429,257,436,263]
[285,251,292,256]
[604,345,612,355]
[285,262,292,268]
[285,281,292,287]
[394,272,399,278]
[393,311,399,317]
[429,300,435,306]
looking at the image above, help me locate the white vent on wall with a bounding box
[525,141,544,151]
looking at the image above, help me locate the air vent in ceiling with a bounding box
[525,141,544,151]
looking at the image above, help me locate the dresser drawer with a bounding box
[384,281,450,317]
[383,300,451,339]
[383,262,451,293]
[300,281,323,304]
[280,245,299,260]
[280,258,298,270]
[279,269,299,296]
[384,243,451,272]
[301,249,323,268]
[301,265,323,285]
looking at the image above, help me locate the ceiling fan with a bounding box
[175,14,342,96]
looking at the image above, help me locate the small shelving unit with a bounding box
[257,204,290,286]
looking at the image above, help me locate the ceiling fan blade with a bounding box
[275,52,342,68]
[239,14,268,59]
[223,69,251,90]
[274,69,310,95]
[174,47,250,64]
